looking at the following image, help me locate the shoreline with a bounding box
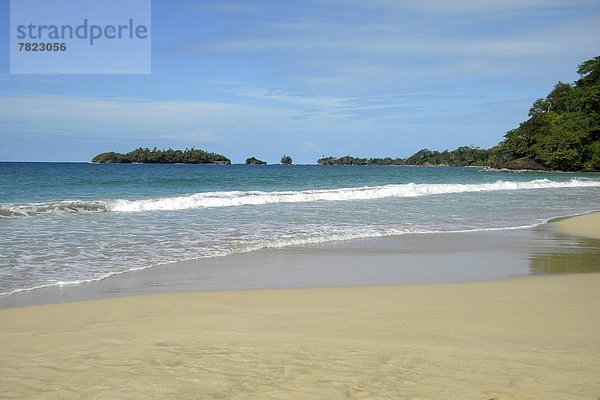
[546,211,600,239]
[1,211,599,309]
[0,213,598,398]
[0,222,547,298]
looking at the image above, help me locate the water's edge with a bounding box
[1,212,598,309]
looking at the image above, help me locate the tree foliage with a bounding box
[280,155,293,165]
[92,147,231,164]
[317,146,489,167]
[245,157,267,165]
[317,56,600,171]
[494,56,600,170]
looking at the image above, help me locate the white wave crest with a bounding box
[0,200,108,217]
[108,178,600,213]
[1,178,597,217]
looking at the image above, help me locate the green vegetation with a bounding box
[491,56,600,171]
[317,156,403,166]
[92,147,230,164]
[318,56,600,171]
[404,147,491,166]
[246,157,267,165]
[317,146,490,167]
[92,58,598,171]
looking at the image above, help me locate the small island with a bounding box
[245,157,267,165]
[92,147,231,164]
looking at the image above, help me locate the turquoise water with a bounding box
[1,162,599,295]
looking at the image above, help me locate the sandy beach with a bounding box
[550,212,600,239]
[0,213,599,399]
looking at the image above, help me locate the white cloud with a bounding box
[196,13,598,59]
[188,3,599,94]
[161,129,220,143]
[0,93,389,145]
[229,88,349,109]
[301,140,320,153]
[0,95,292,137]
[335,0,598,15]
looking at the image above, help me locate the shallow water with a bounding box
[1,162,599,295]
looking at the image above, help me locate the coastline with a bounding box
[0,213,599,398]
[1,211,599,309]
[3,163,599,301]
[547,211,600,239]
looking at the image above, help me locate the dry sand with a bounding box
[0,214,599,399]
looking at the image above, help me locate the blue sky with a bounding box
[0,0,599,163]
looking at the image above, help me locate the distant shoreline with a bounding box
[2,160,599,173]
[90,160,231,165]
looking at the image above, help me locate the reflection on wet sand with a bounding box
[530,223,600,274]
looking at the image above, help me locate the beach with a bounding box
[3,1,600,398]
[0,213,599,399]
[551,212,600,239]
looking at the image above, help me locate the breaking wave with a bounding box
[2,178,599,217]
[0,200,108,217]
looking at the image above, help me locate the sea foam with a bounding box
[108,178,600,212]
[1,178,598,217]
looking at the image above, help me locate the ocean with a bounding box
[1,162,599,296]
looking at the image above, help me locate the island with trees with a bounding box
[318,56,599,171]
[245,157,267,165]
[318,146,491,167]
[92,57,598,171]
[92,147,231,164]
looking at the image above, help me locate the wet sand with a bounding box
[0,213,598,399]
[2,213,599,309]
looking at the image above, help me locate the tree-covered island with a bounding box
[245,157,267,165]
[92,57,598,171]
[318,146,491,167]
[319,56,600,171]
[92,147,231,164]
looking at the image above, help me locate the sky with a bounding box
[0,0,599,164]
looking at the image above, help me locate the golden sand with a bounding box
[0,213,598,399]
[551,212,600,239]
